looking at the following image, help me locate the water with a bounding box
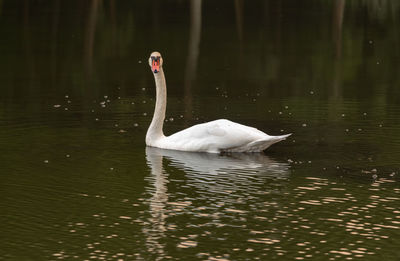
[1,0,400,260]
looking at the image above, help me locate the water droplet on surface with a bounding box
[302,123,307,127]
[53,104,61,108]
[44,160,49,163]
[134,123,139,127]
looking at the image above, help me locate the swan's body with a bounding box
[148,118,290,153]
[146,52,291,153]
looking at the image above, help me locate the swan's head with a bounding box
[149,51,163,74]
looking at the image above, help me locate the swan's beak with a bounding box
[151,56,160,73]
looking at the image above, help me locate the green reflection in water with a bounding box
[1,0,400,260]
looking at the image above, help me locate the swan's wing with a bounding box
[206,119,267,140]
[206,121,228,137]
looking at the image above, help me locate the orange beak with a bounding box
[151,57,160,73]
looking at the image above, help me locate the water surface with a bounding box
[1,1,400,260]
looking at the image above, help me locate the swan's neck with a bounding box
[146,68,167,145]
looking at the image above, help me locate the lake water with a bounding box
[1,0,400,260]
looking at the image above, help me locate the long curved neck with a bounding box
[146,68,167,145]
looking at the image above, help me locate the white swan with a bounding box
[146,51,291,153]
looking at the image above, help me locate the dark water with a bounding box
[1,0,400,260]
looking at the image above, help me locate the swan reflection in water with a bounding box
[144,147,291,256]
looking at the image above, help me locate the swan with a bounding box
[146,51,291,153]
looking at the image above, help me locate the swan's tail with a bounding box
[223,133,292,153]
[257,133,292,151]
[269,133,292,143]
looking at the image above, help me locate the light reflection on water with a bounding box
[144,147,291,260]
[142,148,400,260]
